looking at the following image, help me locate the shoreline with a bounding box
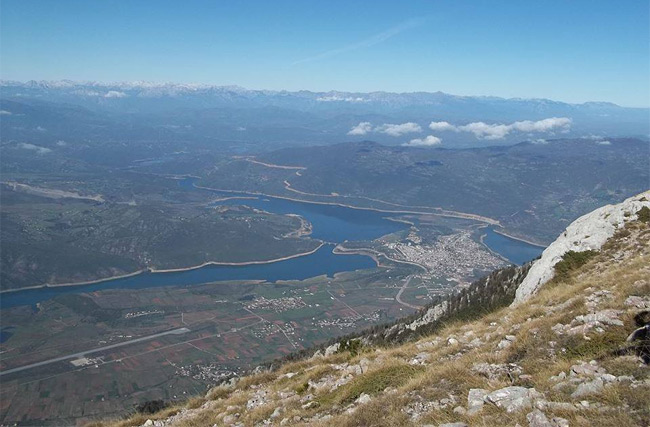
[491,227,547,248]
[0,270,147,294]
[281,180,501,225]
[126,170,501,225]
[333,245,428,272]
[3,176,542,295]
[193,183,501,225]
[149,241,325,273]
[0,243,326,295]
[478,227,512,264]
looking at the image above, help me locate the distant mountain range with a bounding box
[1,80,648,151]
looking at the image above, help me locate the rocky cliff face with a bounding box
[513,191,650,305]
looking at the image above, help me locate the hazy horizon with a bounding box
[3,79,648,109]
[2,1,649,107]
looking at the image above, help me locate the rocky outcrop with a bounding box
[375,263,531,344]
[513,191,650,305]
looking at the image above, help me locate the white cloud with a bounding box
[458,122,511,140]
[531,138,549,144]
[104,90,128,98]
[583,134,606,140]
[350,117,571,141]
[56,140,67,146]
[376,122,422,137]
[0,110,12,115]
[347,122,373,136]
[403,135,442,147]
[582,135,612,145]
[510,117,572,133]
[457,117,572,140]
[36,126,47,132]
[428,121,458,132]
[18,143,52,154]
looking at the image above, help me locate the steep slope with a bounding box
[98,197,650,427]
[514,191,650,304]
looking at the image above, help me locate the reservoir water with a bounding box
[1,179,544,308]
[0,244,375,309]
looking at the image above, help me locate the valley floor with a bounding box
[102,217,649,427]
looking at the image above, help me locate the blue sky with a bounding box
[1,0,649,106]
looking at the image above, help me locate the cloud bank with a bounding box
[18,143,52,154]
[348,122,373,135]
[347,121,422,136]
[427,117,572,140]
[376,122,422,136]
[428,121,458,132]
[403,135,442,147]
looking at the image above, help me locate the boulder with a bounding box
[356,393,371,405]
[573,310,624,327]
[409,352,432,365]
[467,388,488,414]
[324,343,340,356]
[485,386,539,413]
[526,409,553,427]
[571,378,604,398]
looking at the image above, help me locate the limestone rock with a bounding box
[447,337,459,346]
[356,393,371,405]
[324,343,340,356]
[406,301,449,331]
[571,378,604,398]
[551,417,570,427]
[513,191,650,305]
[409,352,431,365]
[485,386,539,413]
[467,388,488,414]
[527,409,553,427]
[573,310,623,327]
[570,361,605,377]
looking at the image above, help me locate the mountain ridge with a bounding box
[0,80,639,109]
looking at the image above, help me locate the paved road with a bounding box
[396,276,424,310]
[0,327,190,376]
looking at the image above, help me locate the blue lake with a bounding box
[0,179,544,309]
[482,227,544,265]
[0,244,375,309]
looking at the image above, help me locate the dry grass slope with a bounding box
[94,218,649,427]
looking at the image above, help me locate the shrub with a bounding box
[295,382,309,394]
[553,250,598,281]
[321,364,423,405]
[636,206,650,223]
[135,400,167,414]
[337,339,363,356]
